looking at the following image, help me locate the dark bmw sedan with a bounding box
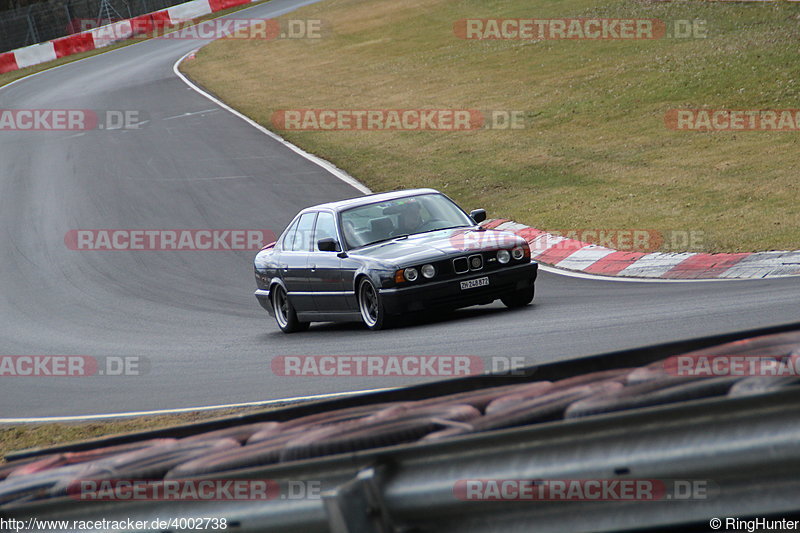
[254,189,538,332]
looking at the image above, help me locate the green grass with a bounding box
[182,0,800,252]
[0,406,269,460]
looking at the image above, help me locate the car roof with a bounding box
[302,188,442,213]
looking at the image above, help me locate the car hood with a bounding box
[350,227,526,267]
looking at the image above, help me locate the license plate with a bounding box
[460,277,489,290]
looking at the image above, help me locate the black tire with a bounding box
[500,286,535,308]
[271,285,309,333]
[357,278,393,330]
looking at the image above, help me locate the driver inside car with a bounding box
[396,200,427,235]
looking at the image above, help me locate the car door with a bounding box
[280,211,316,313]
[308,211,347,312]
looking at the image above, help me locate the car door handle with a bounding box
[310,264,317,272]
[280,264,289,272]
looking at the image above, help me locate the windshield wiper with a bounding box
[412,225,471,235]
[361,234,410,247]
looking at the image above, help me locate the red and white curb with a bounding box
[484,220,800,280]
[0,0,259,75]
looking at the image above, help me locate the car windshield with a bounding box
[340,193,474,249]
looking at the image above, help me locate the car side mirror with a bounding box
[470,209,487,224]
[317,237,340,252]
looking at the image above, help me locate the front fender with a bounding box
[351,266,396,292]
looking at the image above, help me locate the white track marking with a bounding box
[537,264,765,283]
[162,108,219,120]
[173,50,371,194]
[0,388,394,423]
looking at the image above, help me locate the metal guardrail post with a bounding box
[25,7,39,46]
[323,467,394,533]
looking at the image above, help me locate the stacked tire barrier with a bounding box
[2,330,800,507]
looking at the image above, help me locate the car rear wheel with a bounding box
[358,278,393,330]
[501,287,535,309]
[272,285,309,333]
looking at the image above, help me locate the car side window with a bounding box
[313,212,337,251]
[291,212,317,252]
[281,217,300,250]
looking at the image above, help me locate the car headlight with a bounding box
[404,267,419,282]
[421,264,436,279]
[511,247,525,260]
[497,250,511,264]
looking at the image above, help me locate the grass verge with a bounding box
[0,406,271,461]
[182,0,800,252]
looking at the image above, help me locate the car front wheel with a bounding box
[358,278,393,330]
[500,287,535,308]
[272,285,309,333]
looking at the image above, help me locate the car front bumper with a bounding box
[378,261,538,315]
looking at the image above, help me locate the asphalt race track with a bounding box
[1,0,799,418]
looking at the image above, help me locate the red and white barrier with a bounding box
[14,42,57,68]
[483,220,800,279]
[168,0,212,23]
[0,0,253,75]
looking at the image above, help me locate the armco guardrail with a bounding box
[0,0,259,74]
[2,322,800,531]
[7,320,800,461]
[5,391,800,532]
